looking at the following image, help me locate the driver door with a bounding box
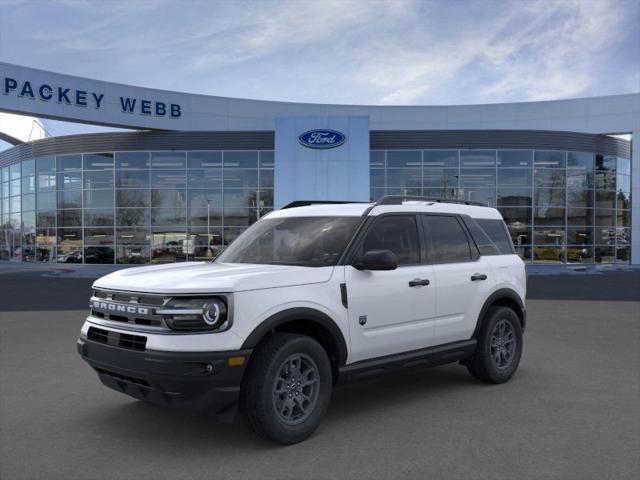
[344,214,436,363]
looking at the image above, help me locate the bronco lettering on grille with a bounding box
[90,300,149,315]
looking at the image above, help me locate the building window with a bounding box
[370,147,631,265]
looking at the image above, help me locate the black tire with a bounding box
[467,306,523,384]
[240,333,332,444]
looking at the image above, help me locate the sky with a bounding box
[0,0,639,143]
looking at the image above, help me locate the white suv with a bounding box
[78,197,526,444]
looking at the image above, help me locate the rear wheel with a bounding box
[241,333,332,444]
[467,306,523,384]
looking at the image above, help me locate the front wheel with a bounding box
[467,306,523,384]
[241,333,332,444]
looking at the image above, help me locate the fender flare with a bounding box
[241,307,349,367]
[473,288,526,337]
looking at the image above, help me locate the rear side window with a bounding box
[423,215,472,264]
[476,219,514,254]
[360,215,420,265]
[462,217,500,256]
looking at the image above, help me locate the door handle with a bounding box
[471,273,487,281]
[409,278,430,287]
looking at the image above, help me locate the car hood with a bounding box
[92,262,335,294]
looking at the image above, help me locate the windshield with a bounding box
[217,216,362,267]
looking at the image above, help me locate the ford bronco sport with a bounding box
[78,196,526,444]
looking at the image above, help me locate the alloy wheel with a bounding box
[490,319,516,369]
[272,353,320,425]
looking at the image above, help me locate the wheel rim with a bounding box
[490,319,516,369]
[272,353,320,426]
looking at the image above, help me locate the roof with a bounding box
[369,202,503,219]
[267,201,503,220]
[268,203,370,218]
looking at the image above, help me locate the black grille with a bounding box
[94,367,149,387]
[119,333,147,351]
[86,327,147,352]
[90,289,167,330]
[87,327,108,344]
[90,309,162,327]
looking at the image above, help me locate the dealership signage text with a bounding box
[2,76,181,118]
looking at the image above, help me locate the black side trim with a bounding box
[340,283,348,308]
[241,308,348,367]
[337,339,477,384]
[473,288,526,337]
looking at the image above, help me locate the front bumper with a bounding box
[77,336,252,422]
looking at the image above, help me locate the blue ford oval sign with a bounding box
[298,129,346,149]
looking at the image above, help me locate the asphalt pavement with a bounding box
[0,269,639,479]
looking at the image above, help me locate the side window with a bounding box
[462,217,500,256]
[359,215,420,266]
[423,215,472,263]
[476,219,514,254]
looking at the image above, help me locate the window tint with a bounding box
[462,218,500,255]
[360,216,420,265]
[424,215,472,263]
[476,219,514,254]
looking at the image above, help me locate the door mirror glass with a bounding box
[353,249,398,271]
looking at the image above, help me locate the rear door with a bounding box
[345,214,436,363]
[421,214,495,345]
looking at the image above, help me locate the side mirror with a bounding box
[353,249,398,271]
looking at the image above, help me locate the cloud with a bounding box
[379,85,431,104]
[352,0,633,104]
[0,0,637,107]
[185,0,413,71]
[473,0,627,102]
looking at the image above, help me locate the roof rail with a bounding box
[373,195,487,207]
[281,200,369,210]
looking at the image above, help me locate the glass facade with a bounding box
[0,150,274,264]
[0,147,632,265]
[370,150,632,264]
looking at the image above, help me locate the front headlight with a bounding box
[158,297,230,332]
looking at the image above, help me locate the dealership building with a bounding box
[0,62,638,265]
